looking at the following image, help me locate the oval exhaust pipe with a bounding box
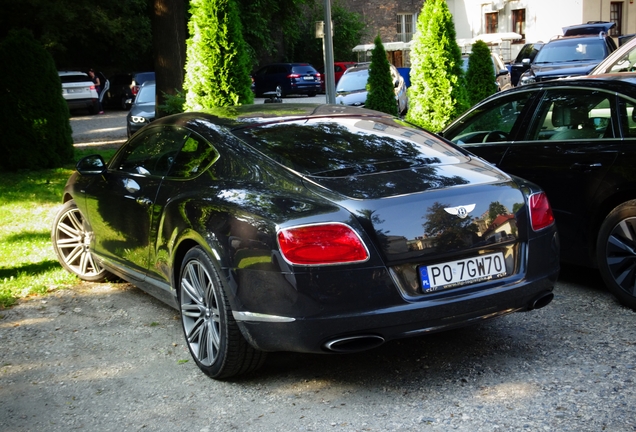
[530,292,554,310]
[323,335,385,353]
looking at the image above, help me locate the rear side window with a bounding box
[168,134,219,179]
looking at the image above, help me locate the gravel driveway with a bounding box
[1,104,635,432]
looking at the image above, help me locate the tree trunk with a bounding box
[152,0,187,118]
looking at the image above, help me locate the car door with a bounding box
[83,126,189,280]
[496,87,621,264]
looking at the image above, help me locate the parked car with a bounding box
[442,75,636,309]
[335,63,409,115]
[319,61,356,92]
[509,42,544,86]
[51,104,558,379]
[590,35,636,75]
[461,53,513,92]
[126,80,156,137]
[518,22,617,85]
[104,71,155,109]
[251,63,321,97]
[58,71,99,114]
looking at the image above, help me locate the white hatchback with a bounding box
[59,71,99,114]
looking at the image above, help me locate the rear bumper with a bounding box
[65,98,98,110]
[235,271,556,354]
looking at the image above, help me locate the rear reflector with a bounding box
[277,223,369,265]
[529,192,555,231]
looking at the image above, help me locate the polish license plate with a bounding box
[303,76,315,81]
[419,252,506,293]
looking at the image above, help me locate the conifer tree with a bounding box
[406,0,469,132]
[365,35,398,116]
[0,29,74,171]
[183,0,254,110]
[466,40,498,106]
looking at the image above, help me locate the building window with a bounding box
[397,13,416,42]
[610,2,623,36]
[512,9,526,41]
[485,12,498,34]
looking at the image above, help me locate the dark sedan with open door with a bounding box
[443,75,636,310]
[52,104,559,379]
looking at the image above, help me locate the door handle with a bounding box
[136,197,153,207]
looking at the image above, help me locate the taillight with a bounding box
[287,73,301,79]
[277,223,369,265]
[89,84,96,91]
[529,192,554,231]
[132,85,140,95]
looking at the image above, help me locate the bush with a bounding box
[365,35,398,116]
[406,0,469,132]
[183,0,254,110]
[466,40,498,106]
[0,29,74,171]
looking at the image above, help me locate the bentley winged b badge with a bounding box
[444,204,476,219]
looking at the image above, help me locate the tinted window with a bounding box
[59,74,91,83]
[235,117,464,176]
[621,99,636,138]
[529,89,616,141]
[449,92,534,144]
[291,65,317,74]
[168,134,219,179]
[111,127,189,177]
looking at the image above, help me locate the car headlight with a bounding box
[519,72,535,86]
[130,116,147,124]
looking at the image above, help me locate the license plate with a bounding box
[419,252,506,293]
[303,76,315,81]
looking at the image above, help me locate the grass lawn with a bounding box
[0,147,118,308]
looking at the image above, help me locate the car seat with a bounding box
[550,104,599,140]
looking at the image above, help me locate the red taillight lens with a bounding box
[529,192,554,231]
[287,73,301,79]
[277,223,369,265]
[132,85,140,95]
[89,84,96,91]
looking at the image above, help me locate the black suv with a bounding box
[251,63,321,98]
[519,22,617,85]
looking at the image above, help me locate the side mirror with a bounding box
[521,58,531,65]
[76,154,106,175]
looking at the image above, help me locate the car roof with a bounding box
[153,104,392,130]
[58,71,89,76]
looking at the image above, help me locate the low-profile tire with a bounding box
[51,200,112,282]
[179,246,266,379]
[597,200,636,310]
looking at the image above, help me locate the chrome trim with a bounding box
[232,311,296,323]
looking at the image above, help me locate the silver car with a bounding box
[335,63,408,115]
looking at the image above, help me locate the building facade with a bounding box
[346,0,636,65]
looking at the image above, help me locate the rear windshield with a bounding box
[234,117,465,177]
[59,74,91,84]
[290,66,317,75]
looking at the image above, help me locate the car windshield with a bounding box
[534,39,606,63]
[336,70,369,92]
[234,117,464,177]
[135,83,155,104]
